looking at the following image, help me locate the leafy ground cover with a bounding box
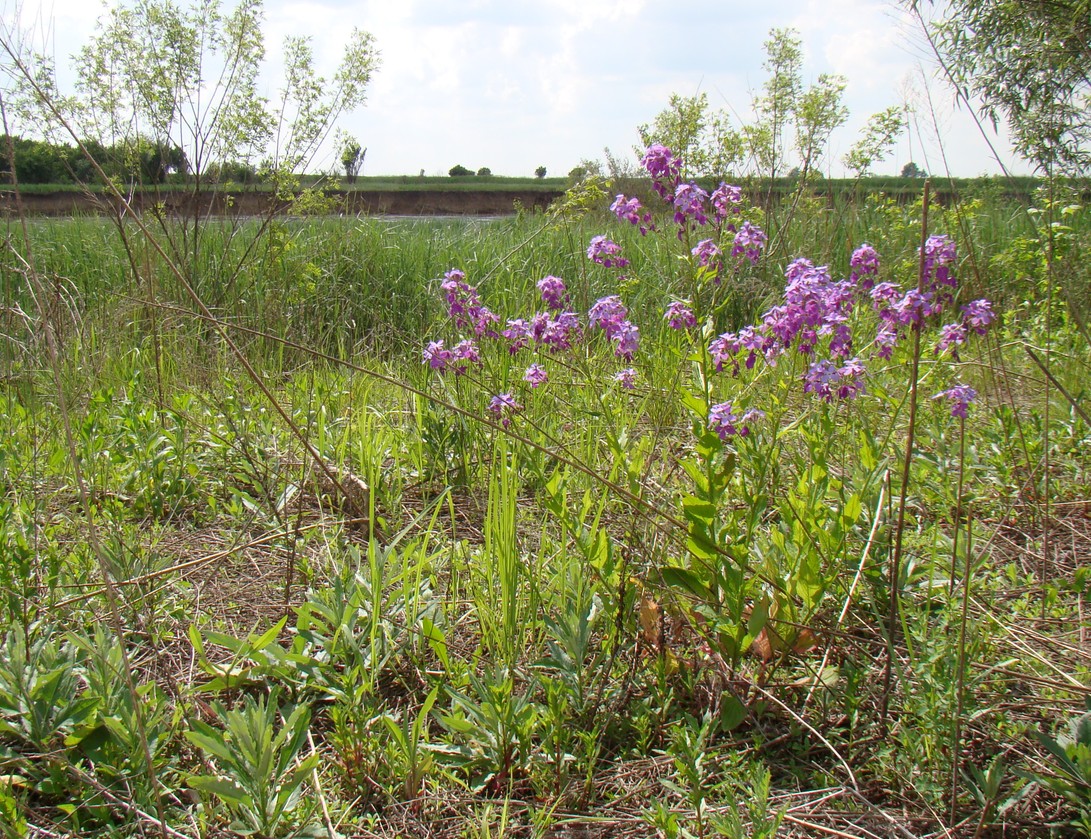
[0,155,1089,838]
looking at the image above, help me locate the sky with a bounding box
[4,0,1032,178]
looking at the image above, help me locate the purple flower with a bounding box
[488,392,522,428]
[936,322,967,357]
[589,295,629,339]
[673,183,710,226]
[873,322,899,359]
[934,383,977,418]
[440,268,481,326]
[587,235,630,268]
[708,401,764,440]
[711,183,743,219]
[709,331,742,374]
[641,144,682,198]
[870,282,903,307]
[538,275,568,310]
[611,194,654,235]
[615,367,637,389]
[691,238,722,267]
[732,222,767,264]
[803,358,841,401]
[836,357,866,400]
[614,320,640,359]
[523,363,548,388]
[472,306,500,338]
[423,340,454,371]
[921,234,958,314]
[451,339,481,375]
[850,243,880,292]
[961,299,995,335]
[538,311,583,352]
[665,301,696,330]
[502,318,532,354]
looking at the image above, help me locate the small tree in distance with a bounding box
[476,166,491,177]
[449,164,472,177]
[901,161,927,179]
[535,165,547,178]
[341,136,364,184]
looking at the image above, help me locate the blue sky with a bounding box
[6,0,1030,178]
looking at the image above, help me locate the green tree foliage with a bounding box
[63,0,379,185]
[901,161,927,179]
[637,30,855,182]
[476,167,492,177]
[341,136,364,184]
[844,106,906,178]
[534,165,547,179]
[921,0,1091,171]
[449,164,472,177]
[637,92,744,180]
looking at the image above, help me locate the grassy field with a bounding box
[0,170,1090,838]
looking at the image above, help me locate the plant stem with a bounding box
[880,179,930,732]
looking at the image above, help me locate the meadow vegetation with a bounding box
[0,144,1090,838]
[2,0,1091,835]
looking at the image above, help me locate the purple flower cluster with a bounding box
[523,363,548,388]
[711,183,743,220]
[588,295,641,359]
[673,183,710,226]
[441,269,499,336]
[587,235,630,269]
[803,357,866,402]
[641,144,683,198]
[425,268,646,426]
[615,367,637,389]
[611,194,655,235]
[708,401,764,441]
[934,298,995,358]
[488,392,522,428]
[529,310,582,353]
[701,235,995,404]
[423,338,481,375]
[933,383,977,418]
[664,301,697,330]
[850,243,880,292]
[732,222,767,265]
[537,275,568,310]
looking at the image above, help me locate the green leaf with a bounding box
[184,727,236,765]
[719,694,747,731]
[842,493,862,527]
[687,527,720,562]
[188,775,251,807]
[681,495,717,526]
[661,566,711,601]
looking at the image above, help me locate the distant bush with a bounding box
[535,166,547,178]
[449,164,472,177]
[476,167,492,177]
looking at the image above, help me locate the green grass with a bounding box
[0,180,1089,838]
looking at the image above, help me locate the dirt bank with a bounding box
[0,187,565,218]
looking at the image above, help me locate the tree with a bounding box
[341,136,364,184]
[534,165,547,178]
[476,167,491,177]
[844,107,906,178]
[61,0,380,185]
[750,28,803,179]
[901,161,927,179]
[448,164,472,177]
[919,0,1091,171]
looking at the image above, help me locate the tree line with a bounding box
[0,135,266,186]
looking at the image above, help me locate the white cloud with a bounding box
[3,0,1033,176]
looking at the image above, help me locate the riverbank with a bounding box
[0,187,565,217]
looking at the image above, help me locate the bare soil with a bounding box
[0,187,564,217]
